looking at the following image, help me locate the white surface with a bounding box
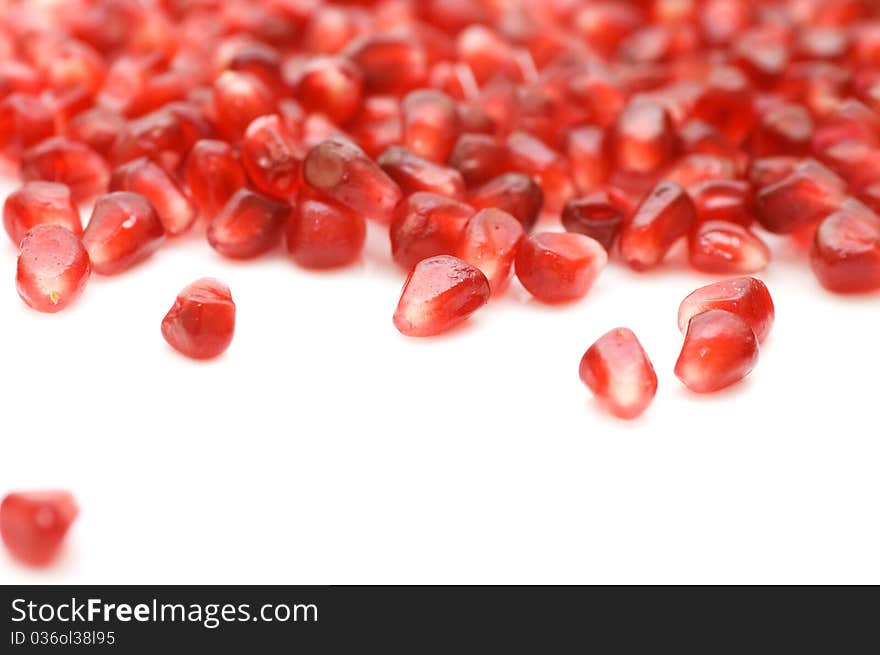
[1,176,879,585]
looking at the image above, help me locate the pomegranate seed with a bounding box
[161,278,236,360]
[83,191,165,274]
[3,181,81,246]
[620,181,696,271]
[457,208,524,293]
[0,93,55,159]
[561,188,633,251]
[688,221,770,274]
[211,71,276,142]
[748,156,799,188]
[183,139,247,218]
[754,159,847,234]
[390,192,474,271]
[468,173,543,233]
[811,199,880,293]
[752,103,814,157]
[393,255,490,337]
[21,136,110,202]
[348,95,403,158]
[293,56,363,126]
[377,145,466,200]
[111,103,212,173]
[456,25,519,85]
[664,153,737,187]
[110,157,196,236]
[207,189,289,259]
[0,491,78,566]
[66,107,125,157]
[687,179,754,227]
[579,328,658,420]
[241,114,300,200]
[447,133,509,187]
[689,66,756,145]
[675,309,759,393]
[286,195,366,269]
[16,225,90,313]
[303,137,402,223]
[566,125,609,193]
[402,89,461,163]
[345,33,428,96]
[506,131,574,212]
[515,232,607,304]
[678,277,775,343]
[608,100,677,175]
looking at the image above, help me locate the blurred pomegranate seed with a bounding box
[184,140,247,218]
[378,145,466,199]
[457,208,524,293]
[688,221,770,274]
[110,157,196,236]
[393,255,490,337]
[468,173,543,233]
[811,199,880,293]
[16,225,90,313]
[66,107,125,157]
[402,89,461,163]
[506,131,574,212]
[678,277,775,343]
[21,137,109,202]
[515,232,607,303]
[207,189,289,259]
[675,309,759,393]
[687,179,754,227]
[566,125,609,193]
[620,181,696,271]
[162,278,236,360]
[752,103,814,157]
[211,71,276,142]
[608,100,677,175]
[0,93,55,159]
[579,328,658,420]
[562,188,633,251]
[345,33,428,96]
[83,191,165,274]
[447,133,509,187]
[754,159,846,234]
[286,195,366,269]
[0,491,78,567]
[241,114,300,200]
[293,56,363,126]
[390,192,474,271]
[3,181,81,245]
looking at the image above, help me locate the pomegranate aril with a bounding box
[688,221,770,275]
[689,66,756,145]
[678,277,775,343]
[752,102,814,156]
[16,225,90,313]
[0,93,55,159]
[620,181,696,271]
[293,56,363,126]
[241,114,300,200]
[21,136,109,202]
[184,139,247,218]
[348,95,403,158]
[754,159,847,234]
[402,89,461,163]
[457,208,524,293]
[566,125,609,193]
[110,157,196,236]
[303,137,402,223]
[3,181,81,246]
[345,33,428,96]
[211,71,276,142]
[675,309,759,393]
[506,131,574,212]
[286,195,366,269]
[447,133,509,187]
[608,100,677,175]
[515,232,607,304]
[561,189,632,252]
[393,255,490,337]
[579,328,658,420]
[83,191,164,274]
[687,179,754,227]
[378,145,466,200]
[0,491,78,566]
[390,192,474,271]
[811,199,880,293]
[66,107,125,157]
[468,173,543,233]
[207,189,289,259]
[161,278,236,360]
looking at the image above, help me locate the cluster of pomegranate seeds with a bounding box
[0,491,78,566]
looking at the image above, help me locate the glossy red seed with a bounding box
[664,153,737,187]
[561,188,632,251]
[811,200,880,293]
[83,191,164,274]
[207,189,289,259]
[675,309,759,393]
[620,181,696,271]
[303,138,402,223]
[161,278,236,360]
[468,173,543,233]
[183,140,247,218]
[110,157,196,236]
[579,328,658,420]
[241,114,300,200]
[608,100,677,175]
[378,145,465,199]
[293,56,363,126]
[689,66,756,145]
[688,221,770,274]
[457,208,524,293]
[687,179,754,227]
[16,225,90,313]
[447,133,509,187]
[393,255,490,337]
[3,182,81,246]
[401,89,461,163]
[390,192,474,271]
[506,131,574,212]
[211,71,276,142]
[515,232,607,304]
[752,103,814,156]
[347,95,403,158]
[20,137,109,202]
[66,107,125,157]
[345,33,428,96]
[678,277,775,343]
[0,93,55,158]
[566,125,609,193]
[286,196,366,269]
[0,491,78,566]
[754,159,846,234]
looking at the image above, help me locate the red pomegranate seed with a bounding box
[378,145,466,200]
[65,107,125,157]
[241,114,300,200]
[620,181,696,271]
[347,95,403,158]
[390,192,474,271]
[689,66,756,145]
[393,255,490,337]
[754,159,847,234]
[207,189,289,259]
[3,181,81,245]
[0,491,78,566]
[506,131,574,212]
[110,157,196,236]
[0,93,55,159]
[515,232,607,303]
[303,137,402,223]
[286,195,366,269]
[468,173,543,233]
[292,56,363,126]
[447,132,509,187]
[608,100,677,175]
[83,191,165,274]
[689,221,770,275]
[687,179,754,227]
[345,33,428,96]
[184,139,247,218]
[748,156,799,188]
[457,208,524,293]
[16,225,90,313]
[675,309,759,393]
[456,25,519,85]
[579,328,658,420]
[20,136,110,202]
[752,103,814,157]
[561,188,633,251]
[678,277,775,343]
[811,199,880,293]
[664,153,738,187]
[566,125,609,193]
[211,70,276,142]
[401,89,461,163]
[161,278,236,360]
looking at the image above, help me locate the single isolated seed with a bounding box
[161,278,236,360]
[82,191,165,275]
[675,309,759,393]
[678,276,775,343]
[16,224,90,313]
[0,491,78,567]
[515,232,607,304]
[3,181,82,246]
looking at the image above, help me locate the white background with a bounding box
[1,174,879,585]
